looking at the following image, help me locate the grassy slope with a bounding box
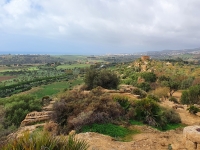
[27,78,83,99]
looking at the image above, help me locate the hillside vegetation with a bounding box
[2,56,200,149]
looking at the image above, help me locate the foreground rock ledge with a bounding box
[183,125,200,150]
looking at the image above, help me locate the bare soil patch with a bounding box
[0,76,16,81]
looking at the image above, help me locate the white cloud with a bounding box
[0,0,200,53]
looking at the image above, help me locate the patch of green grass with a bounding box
[129,120,144,125]
[156,123,185,131]
[30,79,83,98]
[27,66,39,71]
[81,123,139,141]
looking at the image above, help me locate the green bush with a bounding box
[131,88,147,98]
[137,82,151,92]
[147,94,160,102]
[84,68,119,90]
[134,98,162,127]
[187,105,200,114]
[129,120,144,125]
[1,131,89,150]
[162,108,181,124]
[181,85,200,105]
[169,97,179,104]
[52,88,124,134]
[180,91,189,104]
[140,72,157,83]
[113,95,131,113]
[3,95,42,128]
[134,98,181,129]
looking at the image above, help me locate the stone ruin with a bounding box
[20,111,53,127]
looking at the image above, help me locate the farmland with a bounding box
[0,55,103,98]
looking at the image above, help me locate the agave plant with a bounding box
[1,131,89,150]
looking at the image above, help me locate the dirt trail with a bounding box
[160,91,200,125]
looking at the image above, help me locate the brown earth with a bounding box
[0,76,16,81]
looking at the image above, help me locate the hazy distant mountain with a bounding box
[146,48,200,56]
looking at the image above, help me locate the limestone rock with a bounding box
[183,126,200,143]
[20,111,53,127]
[183,126,200,150]
[185,140,196,150]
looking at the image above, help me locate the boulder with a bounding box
[183,126,200,150]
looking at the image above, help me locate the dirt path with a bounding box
[160,99,200,125]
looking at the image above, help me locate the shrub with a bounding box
[147,94,160,102]
[52,88,124,134]
[113,95,131,113]
[44,121,58,135]
[3,95,42,128]
[187,105,200,114]
[162,108,181,124]
[140,72,157,82]
[131,88,147,98]
[84,68,120,90]
[158,75,170,82]
[180,91,189,104]
[134,98,162,127]
[153,87,169,100]
[169,97,179,104]
[181,85,200,105]
[1,131,89,150]
[134,98,181,129]
[137,82,151,92]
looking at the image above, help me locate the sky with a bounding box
[0,0,200,55]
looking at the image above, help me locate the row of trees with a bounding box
[0,74,73,98]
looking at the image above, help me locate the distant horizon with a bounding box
[0,47,200,56]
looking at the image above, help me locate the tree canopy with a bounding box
[84,68,120,90]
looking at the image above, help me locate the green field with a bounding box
[29,78,83,98]
[56,64,90,69]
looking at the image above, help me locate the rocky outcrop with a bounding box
[183,126,200,150]
[141,56,150,61]
[20,111,53,127]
